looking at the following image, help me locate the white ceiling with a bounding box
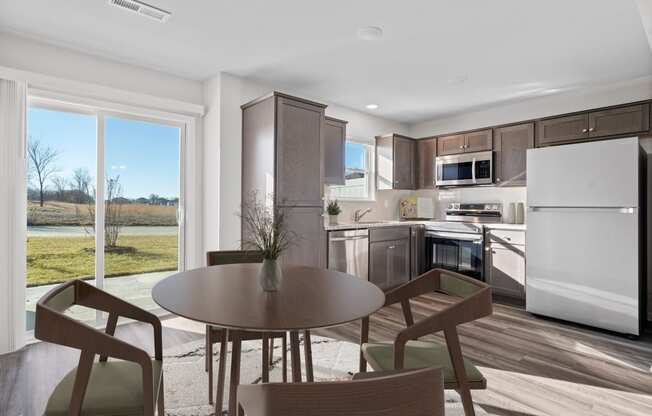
[1,0,651,123]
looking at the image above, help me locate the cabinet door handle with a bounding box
[582,128,588,133]
[459,145,464,149]
[496,178,501,182]
[588,127,595,132]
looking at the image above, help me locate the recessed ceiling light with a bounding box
[357,26,383,41]
[365,104,379,110]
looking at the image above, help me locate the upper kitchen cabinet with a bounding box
[536,103,650,147]
[437,134,465,156]
[465,129,493,152]
[417,137,437,189]
[494,123,534,186]
[275,96,326,206]
[376,134,417,190]
[536,113,590,147]
[323,116,347,185]
[437,130,493,155]
[588,103,650,138]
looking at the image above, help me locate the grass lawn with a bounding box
[27,234,178,286]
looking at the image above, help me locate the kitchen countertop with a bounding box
[324,220,526,231]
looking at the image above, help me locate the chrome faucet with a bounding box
[353,208,372,222]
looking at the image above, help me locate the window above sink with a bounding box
[327,140,375,201]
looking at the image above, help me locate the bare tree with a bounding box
[51,176,67,201]
[28,139,60,207]
[81,175,124,248]
[72,167,92,203]
[105,176,124,248]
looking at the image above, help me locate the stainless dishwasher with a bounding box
[327,229,369,280]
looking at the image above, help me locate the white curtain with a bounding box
[0,79,27,354]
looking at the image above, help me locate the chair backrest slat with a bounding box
[238,367,444,416]
[206,250,263,266]
[43,283,77,312]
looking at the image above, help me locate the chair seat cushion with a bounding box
[362,341,484,386]
[45,359,162,416]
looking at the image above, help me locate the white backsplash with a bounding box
[330,190,415,223]
[330,186,527,223]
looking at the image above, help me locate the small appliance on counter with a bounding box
[399,197,434,220]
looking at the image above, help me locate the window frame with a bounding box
[328,138,376,202]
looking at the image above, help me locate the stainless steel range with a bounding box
[423,203,502,281]
[445,202,502,223]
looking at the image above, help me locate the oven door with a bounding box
[424,230,484,280]
[435,151,493,186]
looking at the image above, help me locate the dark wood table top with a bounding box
[152,264,385,331]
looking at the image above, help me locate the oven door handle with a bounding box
[425,231,483,243]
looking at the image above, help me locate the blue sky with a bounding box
[345,142,365,170]
[28,107,180,199]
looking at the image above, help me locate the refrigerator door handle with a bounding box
[529,206,637,214]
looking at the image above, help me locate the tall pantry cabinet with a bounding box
[241,92,327,268]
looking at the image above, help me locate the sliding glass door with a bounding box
[102,115,182,311]
[25,106,98,327]
[25,102,185,331]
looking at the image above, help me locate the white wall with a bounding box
[408,76,652,137]
[202,73,409,251]
[0,32,203,106]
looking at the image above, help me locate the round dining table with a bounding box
[152,263,385,415]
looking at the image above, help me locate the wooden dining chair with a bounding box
[205,250,288,410]
[34,279,164,416]
[356,268,493,416]
[237,367,444,416]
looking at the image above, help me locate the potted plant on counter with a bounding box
[240,192,294,291]
[326,200,342,226]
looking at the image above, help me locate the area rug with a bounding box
[162,335,487,415]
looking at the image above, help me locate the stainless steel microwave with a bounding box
[435,151,493,187]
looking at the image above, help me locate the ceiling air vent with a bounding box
[108,0,171,23]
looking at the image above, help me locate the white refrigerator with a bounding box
[526,137,644,335]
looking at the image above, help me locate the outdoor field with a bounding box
[27,201,179,287]
[27,201,177,226]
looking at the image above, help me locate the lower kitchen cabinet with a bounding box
[279,207,326,268]
[485,230,526,301]
[370,239,410,290]
[369,227,410,290]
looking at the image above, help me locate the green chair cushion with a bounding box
[45,359,162,416]
[362,341,484,385]
[440,274,481,298]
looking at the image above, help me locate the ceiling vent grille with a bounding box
[108,0,171,23]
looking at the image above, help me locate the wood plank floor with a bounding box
[2,295,652,415]
[317,293,652,416]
